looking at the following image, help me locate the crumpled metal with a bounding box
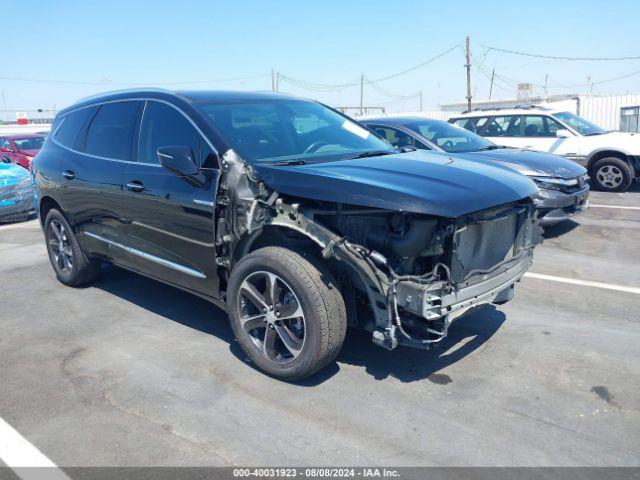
[0,161,37,222]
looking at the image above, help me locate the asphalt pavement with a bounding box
[0,187,638,467]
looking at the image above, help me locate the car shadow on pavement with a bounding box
[94,265,505,385]
[334,305,506,384]
[543,219,579,239]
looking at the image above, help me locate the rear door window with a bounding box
[55,107,95,149]
[484,115,522,137]
[84,101,141,160]
[137,101,201,165]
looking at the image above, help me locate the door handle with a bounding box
[126,181,144,192]
[62,170,75,180]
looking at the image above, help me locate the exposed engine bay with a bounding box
[213,150,541,350]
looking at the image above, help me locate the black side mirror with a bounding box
[2,156,11,163]
[157,146,199,176]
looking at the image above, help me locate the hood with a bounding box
[0,162,32,186]
[18,149,39,157]
[455,148,587,178]
[252,150,539,218]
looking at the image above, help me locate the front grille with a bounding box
[559,175,589,193]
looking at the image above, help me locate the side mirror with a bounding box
[2,156,11,163]
[556,129,571,138]
[157,145,199,177]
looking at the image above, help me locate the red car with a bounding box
[0,134,47,170]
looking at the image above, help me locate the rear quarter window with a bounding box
[54,108,95,149]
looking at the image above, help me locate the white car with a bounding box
[450,106,640,192]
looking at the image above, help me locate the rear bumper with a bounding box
[536,186,589,226]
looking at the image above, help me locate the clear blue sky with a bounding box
[3,0,640,118]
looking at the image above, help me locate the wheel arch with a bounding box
[232,224,367,328]
[38,195,63,227]
[587,149,634,174]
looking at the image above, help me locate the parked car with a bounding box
[0,134,47,170]
[449,106,640,192]
[34,90,541,380]
[0,156,37,223]
[360,116,589,227]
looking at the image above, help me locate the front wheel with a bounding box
[227,247,347,381]
[591,157,634,192]
[44,208,101,286]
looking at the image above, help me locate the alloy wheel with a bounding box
[48,219,74,273]
[237,271,306,364]
[596,165,624,189]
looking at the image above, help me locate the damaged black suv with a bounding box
[34,90,540,380]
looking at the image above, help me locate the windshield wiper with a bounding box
[268,159,307,166]
[346,150,395,159]
[474,145,504,151]
[584,132,606,136]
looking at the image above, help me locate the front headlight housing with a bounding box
[531,176,581,191]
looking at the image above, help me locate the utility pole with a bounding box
[465,36,472,111]
[271,70,275,92]
[418,90,423,112]
[544,74,549,97]
[275,72,280,92]
[489,69,495,99]
[359,74,365,116]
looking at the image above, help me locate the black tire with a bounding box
[227,246,347,381]
[591,157,634,192]
[44,208,101,287]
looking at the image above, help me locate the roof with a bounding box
[360,116,444,125]
[58,89,305,117]
[452,106,566,118]
[0,133,47,139]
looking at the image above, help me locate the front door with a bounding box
[121,100,220,297]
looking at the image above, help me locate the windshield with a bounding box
[197,99,395,163]
[552,111,606,136]
[13,137,45,151]
[405,119,495,153]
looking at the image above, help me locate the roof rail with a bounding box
[459,103,552,114]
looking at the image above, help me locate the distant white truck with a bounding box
[450,106,640,192]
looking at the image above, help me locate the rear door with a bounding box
[121,100,220,296]
[54,102,142,259]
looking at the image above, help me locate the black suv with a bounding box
[34,90,540,380]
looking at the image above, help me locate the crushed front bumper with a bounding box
[396,251,532,324]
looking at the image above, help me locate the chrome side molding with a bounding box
[83,231,206,279]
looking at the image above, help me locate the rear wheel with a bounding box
[591,157,633,192]
[227,247,347,381]
[44,209,101,286]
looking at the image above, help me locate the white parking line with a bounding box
[0,417,70,480]
[524,272,640,295]
[589,204,640,210]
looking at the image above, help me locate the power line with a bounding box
[278,43,462,91]
[479,44,640,61]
